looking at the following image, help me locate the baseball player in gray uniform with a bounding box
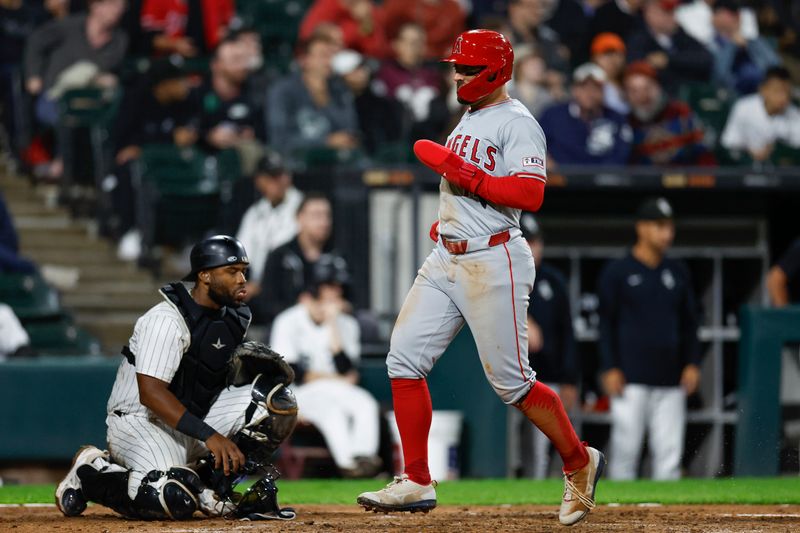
[54,236,298,521]
[357,30,604,526]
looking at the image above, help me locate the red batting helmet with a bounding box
[442,29,514,103]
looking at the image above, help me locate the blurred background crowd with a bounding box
[1,0,800,482]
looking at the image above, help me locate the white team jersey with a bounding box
[269,303,361,375]
[107,296,190,417]
[439,98,547,240]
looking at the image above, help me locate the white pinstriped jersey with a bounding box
[439,98,547,240]
[107,296,190,417]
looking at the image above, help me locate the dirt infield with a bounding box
[3,504,800,532]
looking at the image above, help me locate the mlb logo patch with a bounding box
[522,156,545,168]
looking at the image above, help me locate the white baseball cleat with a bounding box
[559,446,605,526]
[55,445,108,517]
[356,474,438,513]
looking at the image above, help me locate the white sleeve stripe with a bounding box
[515,173,547,183]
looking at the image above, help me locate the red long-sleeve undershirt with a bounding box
[473,173,546,212]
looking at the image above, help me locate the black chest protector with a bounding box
[163,283,251,418]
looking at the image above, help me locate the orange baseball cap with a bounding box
[591,33,626,56]
[623,60,659,82]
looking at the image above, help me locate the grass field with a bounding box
[2,478,799,506]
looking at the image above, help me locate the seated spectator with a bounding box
[589,0,645,42]
[270,258,381,478]
[23,0,128,179]
[624,61,715,165]
[676,0,759,50]
[591,32,630,115]
[507,0,570,77]
[710,0,780,95]
[508,46,557,118]
[299,0,389,59]
[250,193,349,326]
[0,192,37,274]
[107,58,199,253]
[137,0,234,57]
[542,0,594,67]
[626,0,713,93]
[539,63,632,166]
[267,35,360,156]
[193,37,263,175]
[721,66,800,163]
[0,303,31,360]
[767,237,800,307]
[375,23,450,144]
[332,50,404,156]
[382,0,466,59]
[236,151,303,294]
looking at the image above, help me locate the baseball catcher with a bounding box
[54,236,298,521]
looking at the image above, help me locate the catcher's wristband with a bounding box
[177,410,216,442]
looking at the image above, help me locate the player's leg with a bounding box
[338,383,381,463]
[647,386,686,480]
[358,248,464,512]
[454,237,602,525]
[608,384,649,479]
[531,383,560,479]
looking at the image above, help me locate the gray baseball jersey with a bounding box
[387,98,546,405]
[439,99,547,240]
[106,289,265,499]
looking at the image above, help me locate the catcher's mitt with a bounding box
[228,341,295,388]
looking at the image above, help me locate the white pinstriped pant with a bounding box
[107,384,266,499]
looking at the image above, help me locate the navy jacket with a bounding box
[598,253,701,386]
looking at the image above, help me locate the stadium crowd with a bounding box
[2,0,800,480]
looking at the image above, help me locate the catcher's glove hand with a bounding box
[228,341,295,388]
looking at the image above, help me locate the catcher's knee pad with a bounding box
[237,374,298,460]
[131,470,200,520]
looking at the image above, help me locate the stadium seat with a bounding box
[133,145,224,266]
[678,83,733,150]
[24,316,102,356]
[0,273,61,320]
[236,0,313,73]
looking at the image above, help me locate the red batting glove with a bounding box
[414,139,486,195]
[429,220,440,242]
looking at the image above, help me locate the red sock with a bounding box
[391,378,432,485]
[516,381,589,472]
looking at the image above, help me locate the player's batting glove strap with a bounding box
[414,139,486,195]
[429,220,440,242]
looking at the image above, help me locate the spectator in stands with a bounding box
[0,1,49,158]
[507,0,570,76]
[194,38,263,175]
[267,35,359,156]
[541,0,595,67]
[591,32,630,115]
[382,0,466,60]
[23,0,128,179]
[598,197,702,480]
[136,0,234,57]
[299,0,389,59]
[513,213,579,478]
[539,63,632,166]
[333,49,403,156]
[270,258,381,478]
[236,151,303,297]
[626,0,713,93]
[709,0,780,95]
[589,0,645,42]
[375,23,450,145]
[624,61,715,166]
[311,21,346,52]
[0,303,31,360]
[720,66,800,162]
[676,0,760,51]
[767,238,800,307]
[108,57,199,258]
[0,192,37,274]
[250,193,349,327]
[508,46,558,118]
